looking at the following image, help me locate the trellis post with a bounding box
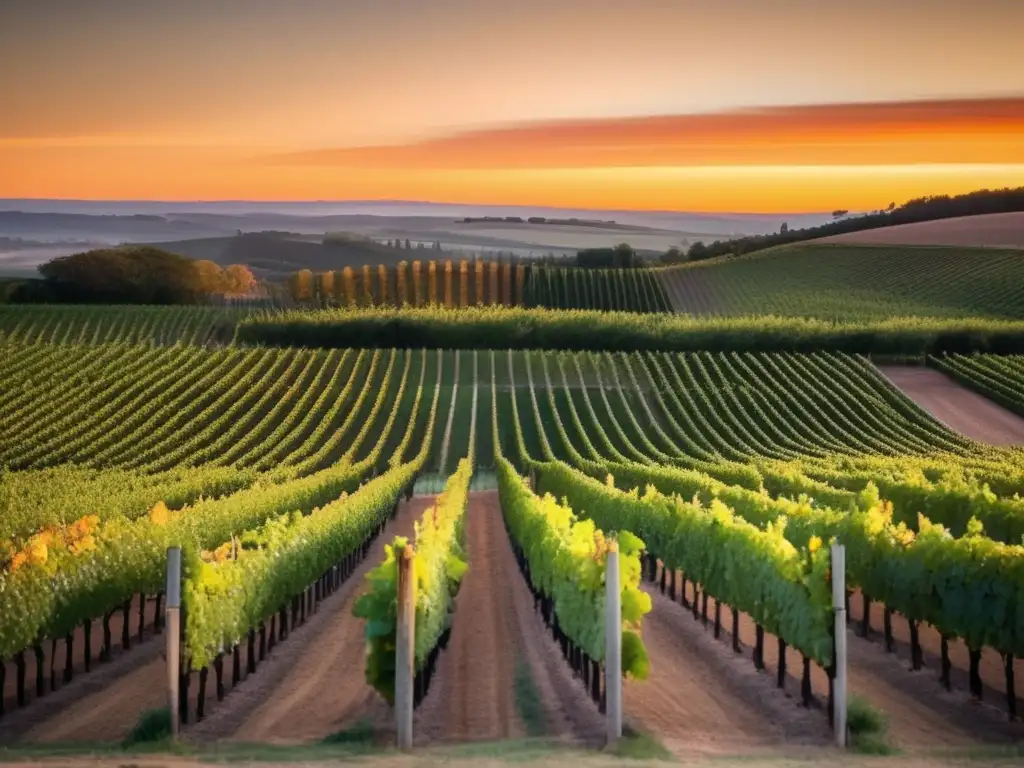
[832,542,848,748]
[395,544,415,750]
[165,547,182,739]
[605,541,622,745]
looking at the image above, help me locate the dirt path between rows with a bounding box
[878,366,1024,445]
[651,566,1023,752]
[416,490,603,746]
[848,591,1024,715]
[8,650,165,744]
[191,497,428,744]
[414,492,522,743]
[626,587,829,758]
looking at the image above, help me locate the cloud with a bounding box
[262,97,1024,169]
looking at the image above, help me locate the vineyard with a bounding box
[931,354,1024,417]
[286,259,670,314]
[1,299,1024,756]
[657,244,1024,320]
[523,266,671,313]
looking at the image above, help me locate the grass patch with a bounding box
[610,727,673,761]
[847,694,896,755]
[321,719,375,745]
[121,708,172,748]
[514,659,548,737]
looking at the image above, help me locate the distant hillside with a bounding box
[657,243,1024,321]
[153,232,452,280]
[666,186,1024,262]
[818,211,1024,248]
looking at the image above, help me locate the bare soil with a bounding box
[653,566,1024,751]
[417,490,604,746]
[626,586,830,757]
[878,366,1024,445]
[414,492,523,743]
[193,497,428,743]
[848,590,1024,713]
[0,593,164,745]
[819,212,1024,249]
[14,754,1024,768]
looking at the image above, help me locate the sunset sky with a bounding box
[2,0,1023,212]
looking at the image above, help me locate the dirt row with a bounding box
[6,492,1022,756]
[0,593,164,743]
[879,365,1024,445]
[649,564,1023,751]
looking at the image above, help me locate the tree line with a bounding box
[6,247,257,305]
[660,186,1024,264]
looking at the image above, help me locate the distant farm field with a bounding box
[658,243,1024,319]
[818,211,1024,248]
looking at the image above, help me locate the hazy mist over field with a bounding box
[0,200,833,277]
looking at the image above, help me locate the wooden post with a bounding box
[605,541,622,745]
[831,542,847,748]
[165,547,182,739]
[395,544,415,750]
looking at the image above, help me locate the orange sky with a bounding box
[2,0,1023,212]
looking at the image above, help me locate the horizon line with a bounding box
[0,197,846,218]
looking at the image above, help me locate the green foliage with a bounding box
[659,244,1024,321]
[35,246,235,305]
[0,461,370,659]
[122,708,172,746]
[0,305,266,346]
[523,265,671,313]
[847,695,894,755]
[495,454,651,677]
[354,459,473,703]
[932,353,1024,417]
[184,462,418,670]
[0,464,257,541]
[535,462,834,666]
[237,305,1024,355]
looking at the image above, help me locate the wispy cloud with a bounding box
[262,97,1024,169]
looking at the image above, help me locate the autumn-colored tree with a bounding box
[488,262,499,305]
[459,260,469,308]
[443,260,454,308]
[316,270,336,306]
[361,264,374,306]
[515,264,526,305]
[396,261,408,307]
[224,264,256,294]
[194,260,227,293]
[378,264,389,305]
[290,269,315,303]
[411,260,423,306]
[474,260,485,305]
[341,267,357,306]
[427,260,438,305]
[502,262,513,306]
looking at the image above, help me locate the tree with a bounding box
[660,246,685,264]
[780,222,789,234]
[832,209,849,220]
[224,264,257,294]
[290,269,315,303]
[194,260,227,293]
[36,246,218,304]
[613,243,636,267]
[686,241,710,261]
